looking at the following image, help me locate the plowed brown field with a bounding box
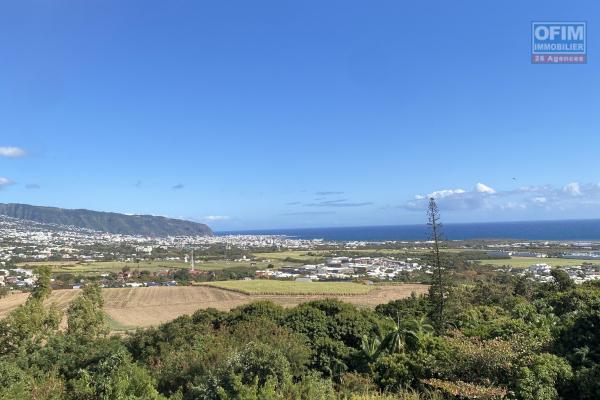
[0,284,428,329]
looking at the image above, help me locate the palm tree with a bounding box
[360,334,382,362]
[404,315,434,338]
[381,315,433,354]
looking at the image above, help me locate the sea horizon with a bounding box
[217,218,600,241]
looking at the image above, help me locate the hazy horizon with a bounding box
[6,200,600,233]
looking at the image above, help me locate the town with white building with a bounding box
[255,256,429,282]
[2,214,600,291]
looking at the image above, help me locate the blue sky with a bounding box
[1,0,599,230]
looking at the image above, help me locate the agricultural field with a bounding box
[202,280,375,295]
[16,260,188,274]
[16,259,263,274]
[15,261,82,268]
[251,250,327,263]
[475,256,598,268]
[0,283,428,330]
[251,248,465,263]
[181,260,260,271]
[349,248,465,254]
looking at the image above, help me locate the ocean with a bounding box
[217,219,600,241]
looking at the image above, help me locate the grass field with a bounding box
[350,248,465,254]
[251,248,465,262]
[16,261,82,267]
[203,280,375,295]
[105,315,137,333]
[17,260,188,273]
[252,251,327,263]
[0,284,428,329]
[475,257,597,268]
[16,260,262,274]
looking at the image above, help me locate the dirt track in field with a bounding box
[0,284,428,329]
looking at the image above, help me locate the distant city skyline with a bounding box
[1,1,598,230]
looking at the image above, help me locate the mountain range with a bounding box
[0,203,212,237]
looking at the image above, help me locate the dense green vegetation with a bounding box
[2,264,600,399]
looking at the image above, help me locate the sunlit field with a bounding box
[16,260,267,274]
[475,256,597,268]
[203,280,375,295]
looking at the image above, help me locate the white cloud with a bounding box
[403,181,600,213]
[499,201,527,210]
[405,184,498,211]
[475,182,496,194]
[563,182,582,196]
[304,199,373,207]
[204,215,231,221]
[0,177,14,187]
[0,147,26,158]
[427,188,466,199]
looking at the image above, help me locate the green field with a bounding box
[186,260,259,271]
[252,251,327,263]
[17,260,188,273]
[17,260,260,274]
[105,315,136,333]
[252,248,465,262]
[475,257,597,269]
[203,280,375,295]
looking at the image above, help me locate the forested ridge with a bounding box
[0,203,213,237]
